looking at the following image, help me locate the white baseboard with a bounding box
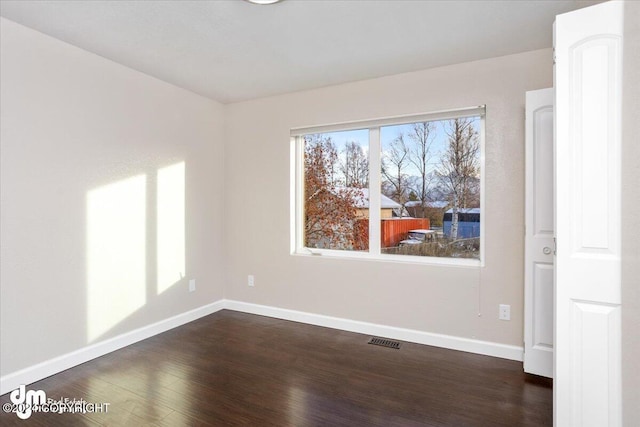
[224,300,524,362]
[0,300,225,395]
[1,298,523,395]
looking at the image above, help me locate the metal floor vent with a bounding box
[368,337,401,349]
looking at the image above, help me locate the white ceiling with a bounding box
[0,0,598,103]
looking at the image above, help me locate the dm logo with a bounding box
[10,385,46,420]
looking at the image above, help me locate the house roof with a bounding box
[444,208,481,214]
[405,200,449,209]
[350,189,401,210]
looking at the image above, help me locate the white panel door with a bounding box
[555,1,623,426]
[524,88,554,378]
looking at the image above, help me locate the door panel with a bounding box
[533,263,554,350]
[555,2,623,425]
[524,88,554,378]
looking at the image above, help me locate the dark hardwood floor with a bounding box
[1,310,552,426]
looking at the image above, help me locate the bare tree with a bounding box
[381,133,411,208]
[408,121,436,217]
[436,118,480,239]
[340,141,369,188]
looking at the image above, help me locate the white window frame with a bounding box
[290,106,486,267]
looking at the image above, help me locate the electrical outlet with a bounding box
[248,275,255,287]
[499,304,511,320]
[189,279,196,292]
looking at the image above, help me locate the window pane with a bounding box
[303,129,369,251]
[380,117,481,259]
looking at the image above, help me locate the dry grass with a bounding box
[383,237,480,259]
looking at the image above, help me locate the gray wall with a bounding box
[0,18,226,375]
[224,49,553,347]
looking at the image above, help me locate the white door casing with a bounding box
[554,2,623,426]
[524,88,554,378]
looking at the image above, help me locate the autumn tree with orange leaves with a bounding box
[304,135,368,250]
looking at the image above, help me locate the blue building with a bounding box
[443,208,480,239]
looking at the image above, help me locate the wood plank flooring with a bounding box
[1,310,552,426]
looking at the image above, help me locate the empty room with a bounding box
[0,0,638,426]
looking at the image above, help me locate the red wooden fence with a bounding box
[356,218,430,249]
[382,218,430,248]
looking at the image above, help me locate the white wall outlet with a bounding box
[499,304,511,320]
[248,275,255,287]
[189,279,196,292]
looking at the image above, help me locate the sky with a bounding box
[316,117,481,178]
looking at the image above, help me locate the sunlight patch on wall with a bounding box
[87,175,147,342]
[157,162,185,294]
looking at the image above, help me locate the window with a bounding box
[292,107,484,265]
[302,129,370,251]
